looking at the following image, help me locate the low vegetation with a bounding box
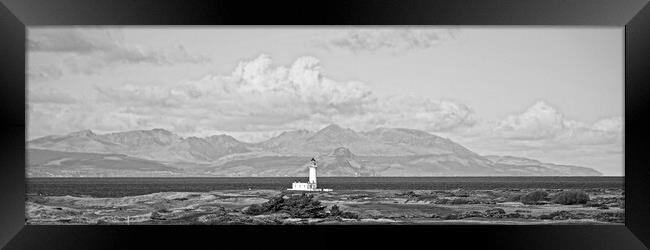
[27,187,622,225]
[450,198,470,205]
[243,193,363,219]
[551,190,590,205]
[328,205,359,219]
[244,193,327,218]
[510,190,549,204]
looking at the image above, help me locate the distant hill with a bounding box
[27,149,186,177]
[29,128,250,163]
[27,125,603,177]
[485,155,603,176]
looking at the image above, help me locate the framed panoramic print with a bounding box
[1,0,649,249]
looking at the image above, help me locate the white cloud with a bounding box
[487,101,622,146]
[341,96,476,132]
[592,116,622,132]
[28,28,209,78]
[556,117,622,146]
[29,54,478,140]
[27,55,621,166]
[494,101,566,140]
[28,86,78,104]
[63,54,379,135]
[317,28,459,54]
[444,100,622,174]
[28,65,63,81]
[26,54,623,174]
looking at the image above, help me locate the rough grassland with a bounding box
[26,188,624,225]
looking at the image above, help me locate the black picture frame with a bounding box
[1,0,649,249]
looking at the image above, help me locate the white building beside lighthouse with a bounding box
[288,157,333,192]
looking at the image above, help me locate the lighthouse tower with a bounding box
[287,157,333,192]
[309,158,317,186]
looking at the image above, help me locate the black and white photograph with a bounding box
[25,27,624,225]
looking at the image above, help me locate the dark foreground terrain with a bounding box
[26,187,624,225]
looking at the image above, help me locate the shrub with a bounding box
[551,190,590,205]
[485,208,506,218]
[403,191,417,198]
[340,211,359,219]
[417,194,438,201]
[244,193,326,218]
[442,214,459,220]
[157,208,171,213]
[463,211,485,218]
[455,192,470,198]
[508,194,522,202]
[150,211,164,220]
[584,200,601,207]
[594,212,624,223]
[538,211,577,220]
[434,199,449,204]
[329,205,342,216]
[283,194,327,218]
[543,210,589,220]
[538,214,553,220]
[350,194,368,200]
[506,213,522,218]
[262,195,286,212]
[328,204,359,219]
[520,191,549,205]
[450,198,469,205]
[244,204,266,215]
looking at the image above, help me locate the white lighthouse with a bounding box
[288,157,332,192]
[309,158,317,185]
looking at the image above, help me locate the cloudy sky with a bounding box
[27,27,624,175]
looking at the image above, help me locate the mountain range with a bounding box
[27,124,603,177]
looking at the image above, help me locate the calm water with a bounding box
[26,177,624,198]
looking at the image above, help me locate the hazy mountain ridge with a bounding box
[29,128,251,163]
[27,149,185,177]
[27,125,603,177]
[485,155,602,176]
[255,124,479,157]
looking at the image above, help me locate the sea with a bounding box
[26,177,624,198]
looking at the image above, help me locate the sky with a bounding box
[27,26,624,175]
